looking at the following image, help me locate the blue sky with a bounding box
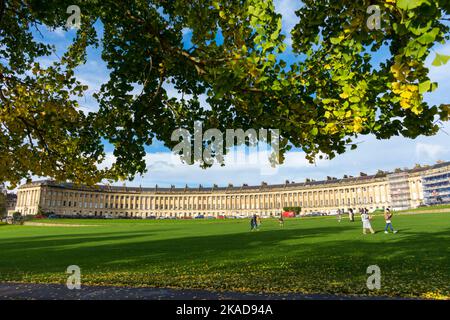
[30,1,450,188]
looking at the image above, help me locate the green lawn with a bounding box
[0,213,449,299]
[398,204,450,213]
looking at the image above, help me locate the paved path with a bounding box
[0,282,409,300]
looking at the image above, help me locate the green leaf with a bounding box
[416,28,439,45]
[397,0,428,10]
[418,81,430,94]
[330,37,342,45]
[349,96,361,103]
[432,53,450,67]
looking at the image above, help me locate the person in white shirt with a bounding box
[361,211,375,234]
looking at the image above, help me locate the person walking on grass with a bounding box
[361,210,375,234]
[384,208,398,234]
[278,214,285,228]
[337,209,342,223]
[349,208,355,222]
[250,214,257,231]
[256,215,262,230]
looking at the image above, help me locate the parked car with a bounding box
[145,215,156,220]
[194,215,205,219]
[303,212,321,217]
[48,214,59,219]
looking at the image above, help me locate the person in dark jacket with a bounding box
[349,208,355,222]
[250,214,257,231]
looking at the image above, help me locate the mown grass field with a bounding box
[398,204,450,213]
[0,213,449,299]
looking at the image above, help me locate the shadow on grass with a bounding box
[0,224,448,269]
[0,222,449,297]
[0,226,350,269]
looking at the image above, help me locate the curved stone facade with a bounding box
[14,161,450,217]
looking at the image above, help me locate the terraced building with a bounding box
[14,161,450,218]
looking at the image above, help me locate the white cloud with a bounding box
[182,28,192,36]
[52,27,66,38]
[274,0,304,47]
[424,42,450,106]
[99,148,325,188]
[415,142,448,161]
[164,82,210,110]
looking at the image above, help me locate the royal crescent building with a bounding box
[14,161,450,218]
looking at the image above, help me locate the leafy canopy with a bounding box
[0,0,449,187]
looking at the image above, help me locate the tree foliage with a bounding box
[0,193,6,217]
[0,0,449,186]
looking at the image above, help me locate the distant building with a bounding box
[387,172,413,211]
[1,184,17,216]
[422,168,450,205]
[0,183,6,195]
[13,161,450,217]
[6,194,17,213]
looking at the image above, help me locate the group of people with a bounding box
[249,207,399,235]
[337,208,356,222]
[337,207,398,234]
[360,207,398,235]
[251,214,286,230]
[250,214,262,231]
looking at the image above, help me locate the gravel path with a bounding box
[0,282,410,300]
